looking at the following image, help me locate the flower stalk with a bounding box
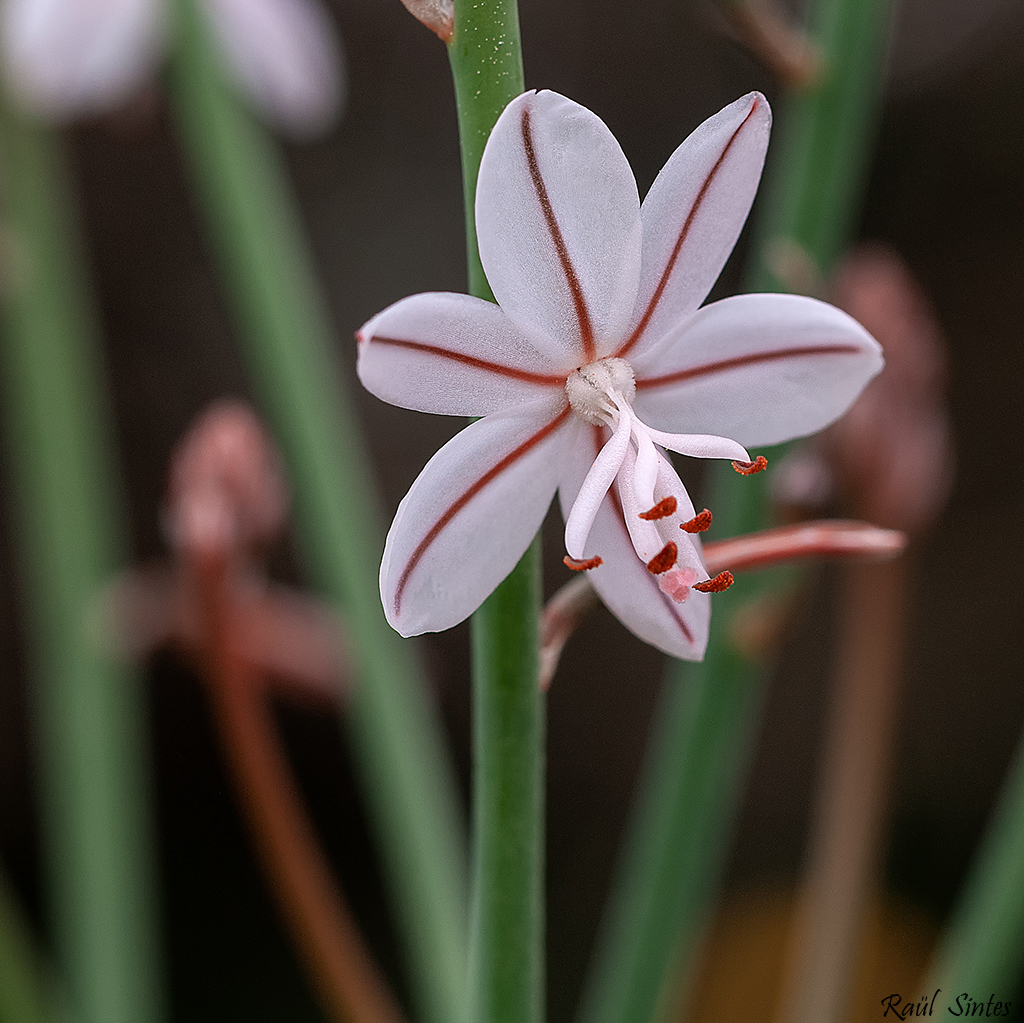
[447,4,543,1022]
[164,404,406,1023]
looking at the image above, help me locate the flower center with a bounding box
[565,358,636,425]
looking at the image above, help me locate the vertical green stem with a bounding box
[448,0,525,301]
[0,108,163,1023]
[469,546,544,1023]
[925,732,1024,1004]
[448,7,541,1023]
[579,476,769,1023]
[168,8,468,1023]
[580,0,893,1018]
[0,862,60,1023]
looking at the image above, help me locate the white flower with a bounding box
[357,90,883,660]
[0,0,344,134]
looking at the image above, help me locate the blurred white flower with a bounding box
[0,0,345,134]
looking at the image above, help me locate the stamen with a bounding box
[694,571,734,593]
[646,542,678,575]
[732,455,768,475]
[564,555,603,571]
[680,508,713,533]
[639,496,677,521]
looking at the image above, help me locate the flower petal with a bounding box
[381,395,573,636]
[357,292,566,416]
[0,0,162,117]
[633,293,884,445]
[204,0,345,137]
[476,90,643,364]
[557,430,710,661]
[616,92,771,361]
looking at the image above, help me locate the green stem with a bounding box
[750,0,891,286]
[448,0,525,301]
[448,6,541,1023]
[579,0,893,1017]
[0,107,163,1023]
[469,543,544,1023]
[925,732,1024,1003]
[0,861,61,1023]
[167,8,468,1023]
[579,475,769,1023]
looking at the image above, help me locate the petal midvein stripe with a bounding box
[616,97,762,359]
[370,335,566,385]
[521,103,597,363]
[635,343,867,390]
[394,406,571,614]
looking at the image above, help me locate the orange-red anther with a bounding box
[564,555,603,571]
[639,496,678,521]
[694,571,735,593]
[646,542,678,575]
[732,455,768,476]
[680,508,713,533]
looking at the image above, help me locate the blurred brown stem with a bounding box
[775,555,910,1023]
[196,551,405,1023]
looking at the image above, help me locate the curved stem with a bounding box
[195,551,406,1023]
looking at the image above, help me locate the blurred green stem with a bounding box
[0,107,163,1023]
[925,732,1024,1003]
[578,475,770,1023]
[0,862,59,1023]
[579,0,892,1017]
[448,6,543,1023]
[168,7,468,1023]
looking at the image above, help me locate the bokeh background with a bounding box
[1,0,1023,1018]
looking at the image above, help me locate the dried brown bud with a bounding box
[165,400,289,558]
[398,0,454,43]
[825,245,954,533]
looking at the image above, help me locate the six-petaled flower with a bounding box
[357,89,883,660]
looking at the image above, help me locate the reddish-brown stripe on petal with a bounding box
[564,555,603,571]
[394,407,571,614]
[369,335,566,387]
[639,496,677,520]
[694,571,734,593]
[592,427,696,646]
[680,508,713,533]
[646,542,678,575]
[732,455,768,475]
[616,97,762,359]
[521,105,596,363]
[635,343,867,390]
